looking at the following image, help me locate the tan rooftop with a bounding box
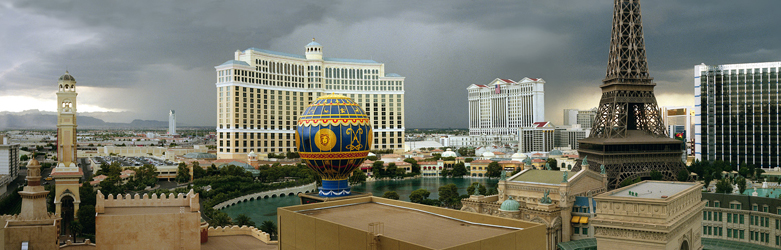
[510,169,570,185]
[201,235,277,250]
[278,196,546,250]
[608,181,696,199]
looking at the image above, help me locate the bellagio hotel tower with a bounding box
[215,39,405,159]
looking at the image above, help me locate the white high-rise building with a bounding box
[695,62,780,168]
[467,78,545,146]
[215,39,405,159]
[0,135,20,196]
[168,110,177,135]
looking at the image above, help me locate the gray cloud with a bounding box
[1,0,780,127]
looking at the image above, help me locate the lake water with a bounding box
[220,177,499,225]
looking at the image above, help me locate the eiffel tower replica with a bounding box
[572,0,688,189]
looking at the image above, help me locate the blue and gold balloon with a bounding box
[297,93,372,197]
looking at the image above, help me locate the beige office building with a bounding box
[215,39,405,160]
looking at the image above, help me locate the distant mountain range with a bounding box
[0,110,177,129]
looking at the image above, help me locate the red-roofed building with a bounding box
[519,121,556,153]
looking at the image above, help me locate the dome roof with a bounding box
[511,152,528,160]
[307,38,322,47]
[441,148,457,158]
[500,197,520,211]
[550,149,563,156]
[27,157,40,167]
[248,151,257,157]
[58,71,75,82]
[367,152,376,157]
[482,151,495,158]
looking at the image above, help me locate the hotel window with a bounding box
[753,205,758,211]
[714,201,720,207]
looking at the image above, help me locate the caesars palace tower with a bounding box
[214,39,405,160]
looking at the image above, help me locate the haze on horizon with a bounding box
[1,0,780,128]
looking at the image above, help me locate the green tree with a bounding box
[440,168,451,177]
[486,161,502,178]
[452,162,468,177]
[382,191,400,200]
[546,158,559,170]
[69,220,83,239]
[715,179,733,194]
[386,163,398,179]
[736,176,747,194]
[467,182,478,196]
[286,151,300,159]
[79,184,97,208]
[260,220,277,237]
[20,154,29,161]
[175,162,191,183]
[619,177,642,187]
[349,169,367,185]
[649,170,663,180]
[438,184,461,209]
[409,189,431,204]
[367,156,378,161]
[77,205,96,234]
[371,161,385,179]
[464,157,474,163]
[207,164,219,176]
[192,162,206,179]
[210,211,232,227]
[478,184,487,195]
[234,214,256,227]
[677,169,690,182]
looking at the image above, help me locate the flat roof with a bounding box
[609,182,695,199]
[103,206,193,215]
[201,235,277,250]
[299,202,516,249]
[510,169,569,185]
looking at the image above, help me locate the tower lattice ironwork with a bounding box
[572,0,688,189]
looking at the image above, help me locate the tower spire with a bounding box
[573,0,688,189]
[604,0,652,85]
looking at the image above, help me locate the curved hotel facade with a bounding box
[215,40,405,159]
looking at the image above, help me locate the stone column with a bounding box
[561,206,572,242]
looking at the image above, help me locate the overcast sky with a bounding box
[1,0,780,128]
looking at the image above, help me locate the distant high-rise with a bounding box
[573,0,687,188]
[467,78,545,146]
[563,108,596,128]
[695,62,781,168]
[0,135,19,196]
[215,39,405,159]
[51,71,83,231]
[517,121,555,153]
[168,110,177,135]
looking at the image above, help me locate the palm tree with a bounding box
[210,212,232,227]
[234,214,255,227]
[260,220,277,238]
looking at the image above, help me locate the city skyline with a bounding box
[1,0,780,128]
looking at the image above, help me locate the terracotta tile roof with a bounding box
[471,160,493,164]
[418,161,438,165]
[532,159,546,163]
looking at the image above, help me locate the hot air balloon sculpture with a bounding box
[297,93,372,197]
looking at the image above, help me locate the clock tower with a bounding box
[51,71,83,229]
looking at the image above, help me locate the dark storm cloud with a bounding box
[1,0,780,127]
